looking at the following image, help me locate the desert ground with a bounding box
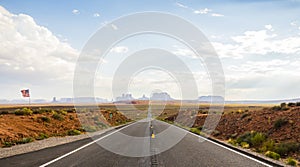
[0,102,299,166]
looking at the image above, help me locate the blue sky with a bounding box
[4,0,300,49]
[1,0,300,101]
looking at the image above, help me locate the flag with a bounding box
[21,89,30,97]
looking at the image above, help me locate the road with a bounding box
[0,120,274,167]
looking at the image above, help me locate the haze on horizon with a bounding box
[1,0,300,101]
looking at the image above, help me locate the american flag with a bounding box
[21,89,30,97]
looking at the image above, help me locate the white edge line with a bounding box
[39,121,141,167]
[41,119,273,167]
[156,120,273,167]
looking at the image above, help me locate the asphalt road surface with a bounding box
[0,120,273,167]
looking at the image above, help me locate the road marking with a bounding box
[150,147,159,166]
[39,120,141,167]
[40,119,274,167]
[156,120,273,167]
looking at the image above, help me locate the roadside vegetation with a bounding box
[158,102,300,166]
[228,131,300,163]
[3,137,34,147]
[0,106,131,148]
[14,107,33,115]
[67,129,81,136]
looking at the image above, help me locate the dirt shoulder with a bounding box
[162,103,300,166]
[0,106,131,148]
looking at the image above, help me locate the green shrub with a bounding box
[36,133,49,140]
[265,151,280,160]
[274,142,300,156]
[33,108,48,114]
[16,137,34,144]
[260,140,275,152]
[241,142,250,148]
[274,118,288,129]
[228,138,237,146]
[251,132,266,147]
[41,116,51,123]
[3,141,13,147]
[33,108,56,114]
[15,108,33,115]
[280,103,287,108]
[236,131,266,148]
[39,108,53,113]
[33,110,42,114]
[296,102,300,106]
[236,132,252,144]
[66,109,75,113]
[52,113,64,121]
[286,157,297,166]
[57,110,67,115]
[67,129,81,136]
[0,111,9,115]
[189,128,201,135]
[271,106,281,111]
[288,103,296,107]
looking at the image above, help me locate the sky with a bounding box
[1,0,300,101]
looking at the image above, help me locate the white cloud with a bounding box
[228,59,290,74]
[225,69,300,100]
[193,8,224,17]
[216,28,300,99]
[264,24,274,31]
[72,9,80,15]
[194,8,212,14]
[290,21,297,26]
[93,13,100,17]
[177,5,224,18]
[110,46,128,53]
[211,42,243,59]
[172,48,196,58]
[211,13,224,17]
[0,6,78,86]
[175,2,188,9]
[212,29,300,58]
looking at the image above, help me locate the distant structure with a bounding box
[115,93,134,101]
[52,97,57,103]
[150,92,173,101]
[138,94,149,101]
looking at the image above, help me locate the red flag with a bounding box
[21,89,30,97]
